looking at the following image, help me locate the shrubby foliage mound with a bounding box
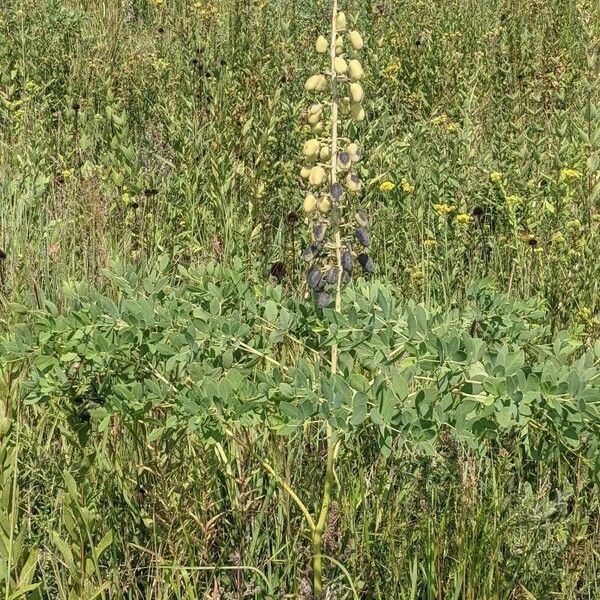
[4,259,599,466]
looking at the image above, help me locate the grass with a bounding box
[1,0,600,597]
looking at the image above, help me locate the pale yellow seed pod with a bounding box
[349,82,364,103]
[348,59,364,80]
[305,74,327,92]
[308,102,322,115]
[350,102,365,122]
[303,139,320,159]
[347,142,361,162]
[303,193,318,213]
[309,165,326,186]
[319,146,331,161]
[313,121,325,134]
[334,57,348,75]
[336,11,347,30]
[301,165,312,179]
[315,35,328,54]
[339,97,350,115]
[335,36,344,55]
[318,196,331,213]
[349,30,364,50]
[346,172,362,192]
[308,111,322,125]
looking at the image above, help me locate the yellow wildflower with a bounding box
[433,203,455,216]
[383,62,400,79]
[423,238,437,248]
[505,194,521,207]
[455,213,472,224]
[431,114,449,127]
[551,232,565,246]
[560,168,582,182]
[401,178,414,193]
[380,181,395,192]
[446,122,458,134]
[489,171,503,184]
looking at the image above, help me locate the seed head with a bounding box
[357,253,374,273]
[306,266,323,290]
[315,35,328,53]
[316,290,332,309]
[355,227,370,246]
[312,223,327,242]
[309,166,327,186]
[348,59,364,80]
[334,57,348,75]
[355,210,368,227]
[349,30,364,50]
[303,193,318,213]
[346,172,362,192]
[331,182,344,201]
[341,250,353,273]
[349,82,364,103]
[325,266,339,285]
[336,11,347,30]
[337,152,351,170]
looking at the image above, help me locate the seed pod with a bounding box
[318,196,331,213]
[309,166,326,186]
[339,97,350,115]
[331,182,343,201]
[335,36,344,55]
[349,30,364,50]
[346,172,362,192]
[303,243,321,262]
[313,121,325,134]
[303,139,320,159]
[301,165,312,179]
[358,253,375,273]
[303,193,318,213]
[308,111,322,125]
[336,11,347,30]
[347,142,361,162]
[315,35,328,53]
[312,223,327,242]
[348,59,364,80]
[337,151,351,170]
[316,290,331,309]
[334,57,348,75]
[341,250,353,272]
[349,82,364,103]
[355,227,370,247]
[325,266,339,285]
[355,209,369,227]
[350,102,365,122]
[319,145,331,161]
[308,102,323,115]
[305,74,328,92]
[306,266,323,290]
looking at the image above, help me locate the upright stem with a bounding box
[312,1,340,596]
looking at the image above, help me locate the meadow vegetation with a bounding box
[1,0,600,597]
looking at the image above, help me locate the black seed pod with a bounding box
[302,243,321,262]
[312,223,327,242]
[316,291,331,309]
[355,210,369,227]
[355,227,370,247]
[341,250,353,272]
[306,266,323,290]
[331,182,343,201]
[357,253,375,273]
[325,266,339,285]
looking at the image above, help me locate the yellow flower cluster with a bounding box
[433,203,454,216]
[454,213,472,224]
[505,194,521,207]
[380,181,395,192]
[401,178,414,193]
[489,171,503,184]
[560,168,582,182]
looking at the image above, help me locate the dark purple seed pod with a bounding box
[341,250,353,273]
[306,266,323,290]
[338,151,351,168]
[355,227,370,247]
[316,291,331,309]
[302,243,321,262]
[355,210,369,227]
[312,223,327,242]
[331,182,343,201]
[325,266,339,285]
[357,253,375,273]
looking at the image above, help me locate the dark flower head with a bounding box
[286,211,300,226]
[471,206,484,218]
[270,261,286,281]
[528,237,538,247]
[144,188,158,197]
